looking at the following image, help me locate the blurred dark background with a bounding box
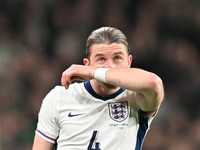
[0,0,200,149]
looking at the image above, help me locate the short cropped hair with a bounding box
[86,27,131,59]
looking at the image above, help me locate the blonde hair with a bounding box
[86,27,130,58]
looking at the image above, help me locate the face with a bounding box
[84,43,132,68]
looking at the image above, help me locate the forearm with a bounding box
[105,68,160,92]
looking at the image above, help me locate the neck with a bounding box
[90,80,120,97]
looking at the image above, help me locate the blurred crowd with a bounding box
[0,0,200,149]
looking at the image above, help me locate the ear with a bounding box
[83,58,90,66]
[128,55,133,68]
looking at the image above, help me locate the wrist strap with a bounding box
[94,68,110,83]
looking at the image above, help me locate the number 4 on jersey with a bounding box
[88,131,101,150]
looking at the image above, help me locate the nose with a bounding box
[103,60,114,68]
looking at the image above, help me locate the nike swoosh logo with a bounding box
[68,112,84,117]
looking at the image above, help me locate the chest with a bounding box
[56,94,139,149]
[59,95,134,129]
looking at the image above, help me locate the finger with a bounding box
[61,74,65,87]
[61,74,71,89]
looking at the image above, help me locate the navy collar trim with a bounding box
[84,80,125,101]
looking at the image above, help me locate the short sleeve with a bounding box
[35,87,60,143]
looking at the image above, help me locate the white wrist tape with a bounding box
[94,68,110,83]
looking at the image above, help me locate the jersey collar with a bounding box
[84,80,125,101]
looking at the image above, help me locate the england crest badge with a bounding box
[108,101,128,122]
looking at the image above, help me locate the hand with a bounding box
[61,64,95,89]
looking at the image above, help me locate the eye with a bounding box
[114,56,122,61]
[98,57,105,62]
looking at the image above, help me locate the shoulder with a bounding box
[48,82,84,94]
[47,82,85,100]
[41,82,87,109]
[44,85,65,100]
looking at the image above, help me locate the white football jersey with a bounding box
[36,81,154,150]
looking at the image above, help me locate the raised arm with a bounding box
[61,65,164,116]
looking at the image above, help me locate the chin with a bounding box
[102,82,118,89]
